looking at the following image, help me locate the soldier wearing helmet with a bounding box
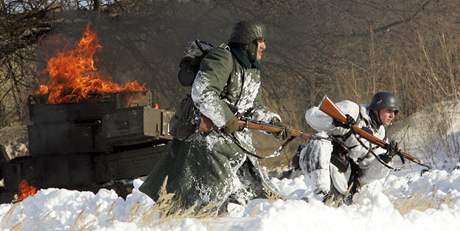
[229,21,266,63]
[140,21,285,213]
[297,92,401,206]
[368,92,400,127]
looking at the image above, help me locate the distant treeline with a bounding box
[0,0,459,129]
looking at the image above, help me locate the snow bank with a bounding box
[239,169,460,231]
[389,100,460,169]
[1,169,460,231]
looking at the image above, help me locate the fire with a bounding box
[15,180,38,202]
[37,24,145,104]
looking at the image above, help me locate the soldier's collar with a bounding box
[368,109,382,129]
[229,44,261,69]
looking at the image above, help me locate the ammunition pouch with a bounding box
[330,139,350,173]
[348,160,363,195]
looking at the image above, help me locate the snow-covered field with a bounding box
[3,101,460,230]
[1,167,460,231]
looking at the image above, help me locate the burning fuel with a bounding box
[36,24,146,104]
[15,180,38,203]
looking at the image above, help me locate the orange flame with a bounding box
[15,180,38,202]
[36,25,145,104]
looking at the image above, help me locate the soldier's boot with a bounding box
[323,186,351,207]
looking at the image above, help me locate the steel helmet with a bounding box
[229,21,265,45]
[368,92,400,113]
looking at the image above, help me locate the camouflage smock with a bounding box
[139,45,280,211]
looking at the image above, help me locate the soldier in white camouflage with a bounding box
[299,92,401,206]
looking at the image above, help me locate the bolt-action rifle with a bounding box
[319,96,431,169]
[199,116,311,158]
[236,119,312,158]
[199,116,311,139]
[236,119,311,140]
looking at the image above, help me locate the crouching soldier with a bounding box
[299,92,401,206]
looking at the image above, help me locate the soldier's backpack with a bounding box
[170,40,214,140]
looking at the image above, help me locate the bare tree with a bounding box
[0,0,458,128]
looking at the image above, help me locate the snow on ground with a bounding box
[1,168,460,231]
[2,101,460,230]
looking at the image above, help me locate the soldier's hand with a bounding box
[333,114,355,129]
[271,118,291,140]
[379,140,399,163]
[223,116,240,134]
[270,117,282,126]
[387,140,399,157]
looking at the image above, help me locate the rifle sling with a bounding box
[353,132,398,170]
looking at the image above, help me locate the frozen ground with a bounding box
[0,167,460,231]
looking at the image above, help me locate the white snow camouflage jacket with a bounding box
[301,100,392,195]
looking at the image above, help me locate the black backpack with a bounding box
[170,40,214,140]
[177,40,214,86]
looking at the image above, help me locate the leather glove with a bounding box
[332,114,355,129]
[223,116,240,134]
[379,140,399,163]
[271,118,291,140]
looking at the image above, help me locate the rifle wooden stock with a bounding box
[237,120,312,140]
[199,116,311,140]
[319,96,431,169]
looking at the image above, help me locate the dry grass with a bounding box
[265,187,287,201]
[70,208,98,231]
[10,221,23,231]
[0,204,25,231]
[393,193,456,215]
[0,203,18,228]
[335,32,460,118]
[140,176,220,228]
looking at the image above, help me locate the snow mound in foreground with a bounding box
[1,170,460,231]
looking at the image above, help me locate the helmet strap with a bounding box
[369,109,382,128]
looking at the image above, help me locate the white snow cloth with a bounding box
[305,100,360,132]
[299,132,332,194]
